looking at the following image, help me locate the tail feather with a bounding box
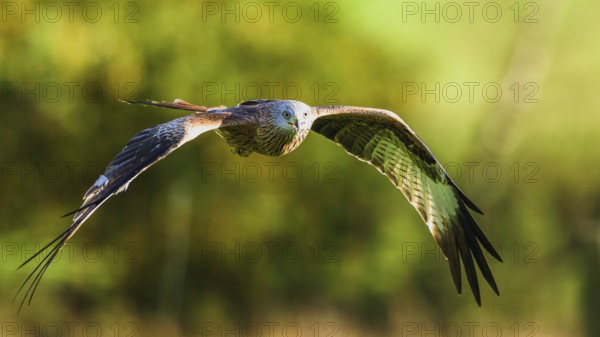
[122,99,224,112]
[13,202,104,314]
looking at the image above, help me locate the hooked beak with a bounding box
[289,116,299,129]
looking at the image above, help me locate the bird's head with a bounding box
[269,100,316,133]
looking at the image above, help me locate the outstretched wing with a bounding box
[311,105,502,305]
[15,100,247,312]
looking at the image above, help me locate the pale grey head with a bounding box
[254,99,317,156]
[218,99,318,157]
[266,99,315,127]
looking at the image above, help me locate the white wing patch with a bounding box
[94,175,109,187]
[181,119,224,144]
[82,174,109,200]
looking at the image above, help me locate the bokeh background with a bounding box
[1,0,598,336]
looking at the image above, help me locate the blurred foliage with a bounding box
[1,0,599,336]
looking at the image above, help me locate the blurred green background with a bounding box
[1,0,598,336]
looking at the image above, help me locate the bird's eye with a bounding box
[304,112,308,117]
[282,111,292,119]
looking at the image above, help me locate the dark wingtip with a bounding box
[450,183,484,215]
[491,283,500,296]
[492,249,504,263]
[461,206,503,305]
[436,201,501,307]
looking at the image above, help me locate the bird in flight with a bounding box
[15,99,502,311]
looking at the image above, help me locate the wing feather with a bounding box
[311,105,502,305]
[14,102,248,312]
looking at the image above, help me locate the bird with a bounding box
[15,98,502,312]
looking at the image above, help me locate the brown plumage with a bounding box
[15,98,501,312]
